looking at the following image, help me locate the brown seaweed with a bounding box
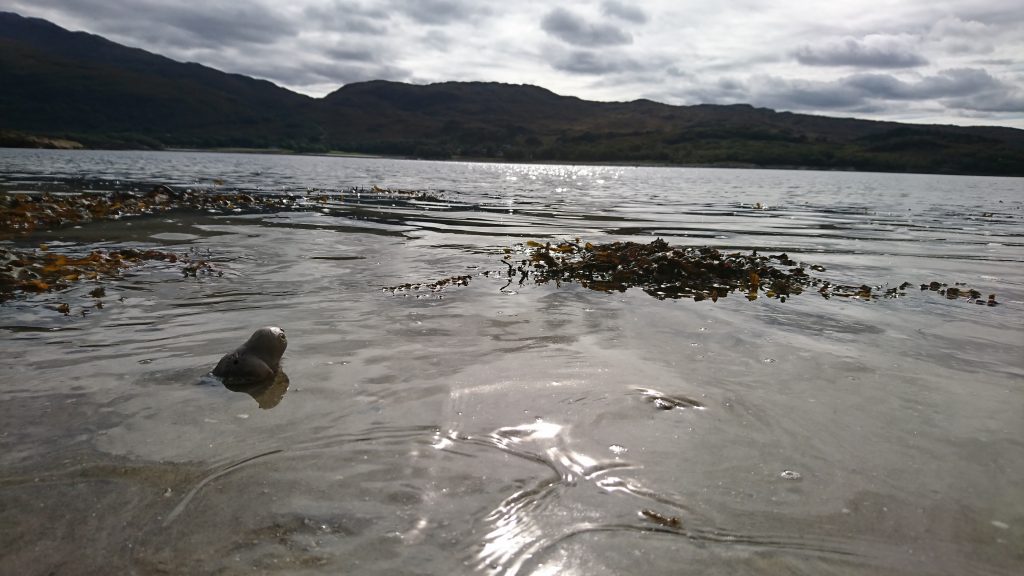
[512,239,993,305]
[0,245,181,302]
[0,186,300,239]
[520,239,826,302]
[382,274,472,298]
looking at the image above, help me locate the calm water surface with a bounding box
[1,149,1022,575]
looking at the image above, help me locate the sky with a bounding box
[8,0,1024,128]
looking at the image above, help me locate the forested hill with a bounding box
[2,11,1023,176]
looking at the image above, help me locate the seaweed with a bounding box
[383,275,472,298]
[519,239,826,302]
[511,239,995,305]
[639,509,683,529]
[0,185,308,240]
[0,245,180,302]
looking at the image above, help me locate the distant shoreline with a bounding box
[128,147,863,174]
[2,142,1015,177]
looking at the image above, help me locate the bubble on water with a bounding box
[608,444,628,455]
[991,520,1009,530]
[780,470,801,480]
[763,358,776,364]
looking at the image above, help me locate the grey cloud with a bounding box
[421,30,452,51]
[759,77,866,109]
[795,36,928,68]
[665,65,691,78]
[303,2,391,35]
[541,8,632,47]
[748,68,1024,115]
[601,1,648,24]
[946,92,1024,113]
[551,50,637,75]
[325,46,379,63]
[10,0,295,48]
[393,0,484,25]
[843,68,1004,100]
[951,2,1024,28]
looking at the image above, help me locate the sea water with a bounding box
[1,149,1021,575]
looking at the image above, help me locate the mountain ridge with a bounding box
[2,11,1022,176]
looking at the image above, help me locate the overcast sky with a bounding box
[9,0,1024,128]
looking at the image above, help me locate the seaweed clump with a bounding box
[0,186,302,239]
[383,274,472,298]
[521,238,820,302]
[0,246,180,302]
[921,281,998,306]
[514,239,1000,303]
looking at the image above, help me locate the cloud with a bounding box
[392,0,486,26]
[741,68,1024,115]
[325,45,379,63]
[541,7,632,47]
[601,1,648,24]
[845,68,1006,100]
[302,2,391,35]
[9,0,297,48]
[794,35,928,68]
[550,49,638,75]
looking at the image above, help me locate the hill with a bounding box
[0,11,319,149]
[2,11,1023,176]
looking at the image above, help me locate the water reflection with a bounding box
[222,369,290,410]
[436,421,641,575]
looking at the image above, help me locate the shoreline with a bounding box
[4,145,1015,179]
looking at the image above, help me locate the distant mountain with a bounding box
[0,11,319,149]
[2,11,1023,176]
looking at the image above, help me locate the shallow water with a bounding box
[1,149,1022,575]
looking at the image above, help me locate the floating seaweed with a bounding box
[382,274,472,298]
[921,281,997,306]
[508,239,994,306]
[0,185,354,240]
[0,183,451,302]
[639,509,683,529]
[0,245,181,302]
[370,185,444,202]
[519,239,825,302]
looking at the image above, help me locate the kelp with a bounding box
[370,185,444,202]
[0,245,223,303]
[0,186,308,239]
[0,184,375,302]
[0,245,181,302]
[0,184,448,241]
[513,238,997,305]
[921,281,998,306]
[0,182,438,302]
[383,274,472,297]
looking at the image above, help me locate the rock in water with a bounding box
[212,327,287,383]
